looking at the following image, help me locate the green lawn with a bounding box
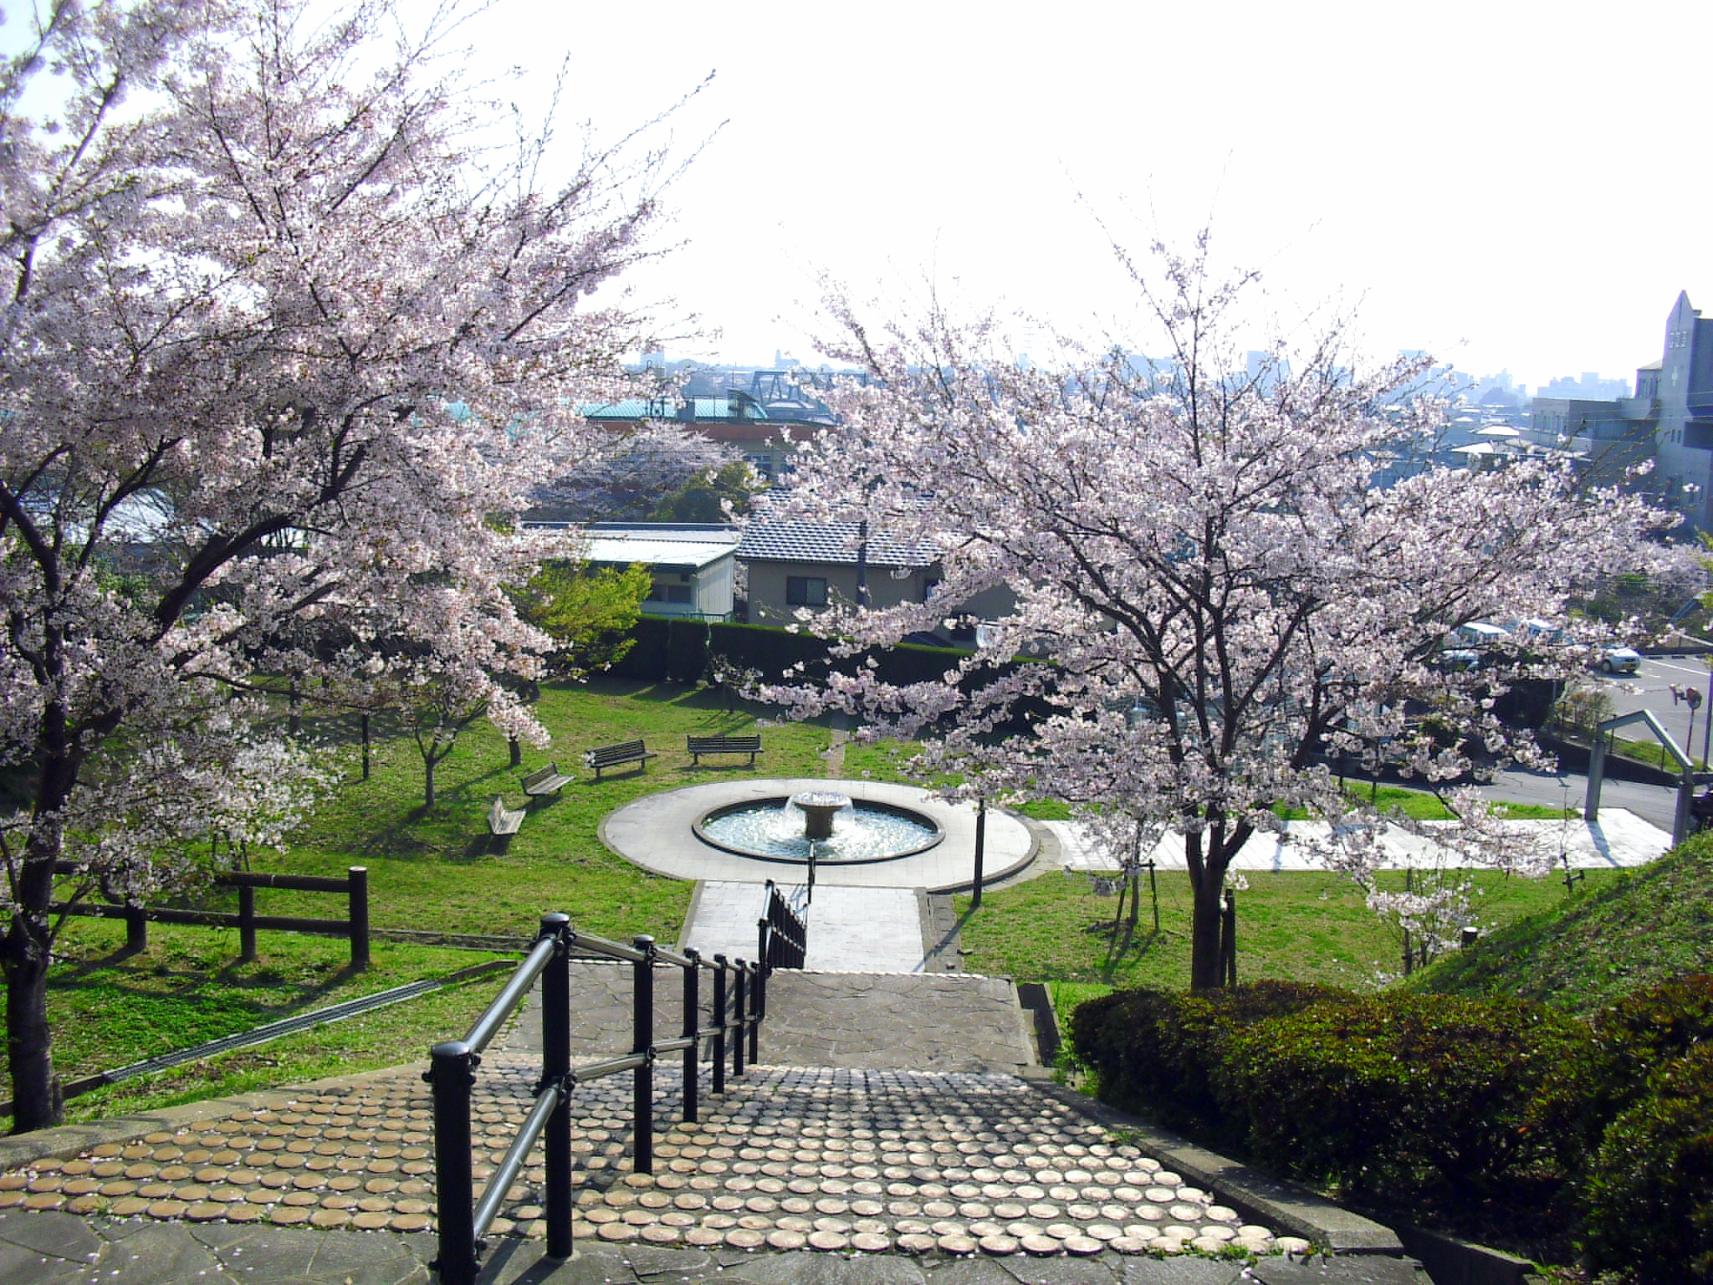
[204,677,833,943]
[956,867,1624,996]
[7,676,831,1126]
[0,919,509,1124]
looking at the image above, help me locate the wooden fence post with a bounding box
[348,867,370,971]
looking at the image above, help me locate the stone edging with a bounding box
[1016,1072,1404,1254]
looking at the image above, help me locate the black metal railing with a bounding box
[757,878,807,970]
[426,914,766,1285]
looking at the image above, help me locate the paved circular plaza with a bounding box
[599,778,1036,891]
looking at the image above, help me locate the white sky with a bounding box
[475,0,1711,388]
[9,0,1709,388]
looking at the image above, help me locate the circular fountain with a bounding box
[693,791,943,865]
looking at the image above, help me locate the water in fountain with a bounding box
[698,795,940,862]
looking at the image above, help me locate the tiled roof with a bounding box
[737,519,941,569]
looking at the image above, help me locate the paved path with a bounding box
[599,778,1037,891]
[507,964,1036,1073]
[0,1056,1292,1263]
[685,882,932,972]
[0,1205,1431,1282]
[1048,808,1672,873]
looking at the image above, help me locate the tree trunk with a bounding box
[360,714,371,781]
[4,939,61,1132]
[424,756,437,809]
[508,736,521,768]
[1188,874,1226,991]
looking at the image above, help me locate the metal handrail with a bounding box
[428,913,771,1285]
[463,934,557,1054]
[473,1079,561,1241]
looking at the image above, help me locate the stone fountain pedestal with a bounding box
[792,791,852,840]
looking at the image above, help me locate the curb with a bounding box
[1017,1073,1405,1255]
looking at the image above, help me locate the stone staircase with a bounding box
[0,966,1430,1282]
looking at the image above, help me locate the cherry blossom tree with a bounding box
[0,0,693,1129]
[764,237,1678,992]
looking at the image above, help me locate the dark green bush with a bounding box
[1590,973,1713,1104]
[1582,1042,1713,1281]
[1217,994,1597,1203]
[1068,981,1354,1133]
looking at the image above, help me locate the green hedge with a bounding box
[1582,1042,1713,1280]
[1217,994,1595,1202]
[1585,974,1713,1145]
[611,617,1056,736]
[1068,982,1352,1136]
[1069,977,1713,1274]
[611,616,970,688]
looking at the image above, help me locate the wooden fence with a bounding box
[48,863,370,970]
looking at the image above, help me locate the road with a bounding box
[1589,653,1713,760]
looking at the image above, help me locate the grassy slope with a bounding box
[0,919,507,1122]
[221,677,831,942]
[1408,833,1713,1016]
[5,677,830,1123]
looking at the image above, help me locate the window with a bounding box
[786,576,828,607]
[646,581,693,605]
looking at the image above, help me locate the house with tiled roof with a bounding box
[736,517,944,626]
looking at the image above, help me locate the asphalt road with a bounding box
[1589,653,1713,760]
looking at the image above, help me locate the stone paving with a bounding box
[0,1206,1434,1283]
[0,1057,1297,1262]
[0,972,1426,1280]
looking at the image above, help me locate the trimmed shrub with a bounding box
[1217,994,1598,1203]
[609,615,670,680]
[1589,973,1713,1102]
[1068,981,1354,1133]
[664,618,710,684]
[1582,1042,1713,1281]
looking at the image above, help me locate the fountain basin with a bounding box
[694,796,944,864]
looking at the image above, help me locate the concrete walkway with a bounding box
[599,778,1037,891]
[683,882,931,973]
[0,1205,1432,1282]
[1049,807,1672,873]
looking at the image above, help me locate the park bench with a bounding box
[686,734,764,767]
[521,762,573,796]
[487,796,525,837]
[583,740,657,780]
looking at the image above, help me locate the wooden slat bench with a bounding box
[521,762,573,796]
[686,734,763,767]
[487,796,525,837]
[583,740,657,780]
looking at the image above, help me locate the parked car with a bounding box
[1451,621,1511,648]
[1599,645,1642,675]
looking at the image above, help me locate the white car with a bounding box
[1599,646,1642,675]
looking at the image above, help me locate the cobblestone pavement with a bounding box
[0,1059,1298,1260]
[0,1205,1434,1283]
